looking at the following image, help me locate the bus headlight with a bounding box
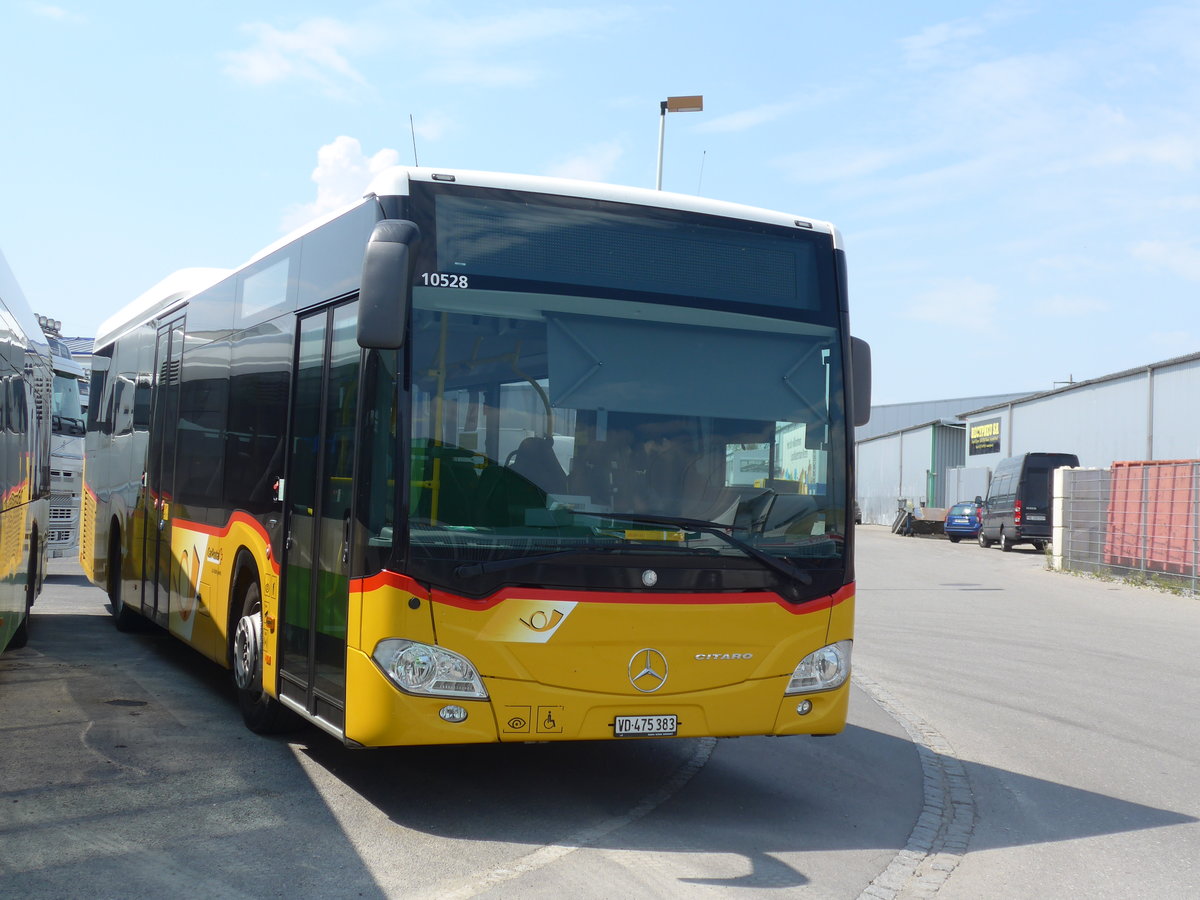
[372,639,488,699]
[785,640,852,694]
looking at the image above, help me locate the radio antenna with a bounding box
[409,114,420,167]
[698,150,707,193]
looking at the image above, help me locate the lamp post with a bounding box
[656,95,703,190]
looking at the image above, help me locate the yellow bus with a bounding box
[0,249,52,653]
[81,168,871,746]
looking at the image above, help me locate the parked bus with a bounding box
[0,249,52,653]
[37,316,87,558]
[81,167,871,746]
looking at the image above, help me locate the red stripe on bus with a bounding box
[352,569,854,615]
[171,511,279,574]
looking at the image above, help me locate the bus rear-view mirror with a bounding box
[358,219,421,350]
[850,336,871,427]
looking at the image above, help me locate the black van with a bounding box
[978,452,1079,551]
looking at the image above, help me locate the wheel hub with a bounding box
[233,612,263,690]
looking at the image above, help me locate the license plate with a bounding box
[1027,514,1046,521]
[614,714,677,737]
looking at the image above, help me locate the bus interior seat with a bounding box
[476,463,548,527]
[568,439,628,506]
[508,436,568,495]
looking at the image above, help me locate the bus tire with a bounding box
[9,537,37,649]
[233,577,298,734]
[999,529,1013,552]
[108,528,140,632]
[978,530,992,548]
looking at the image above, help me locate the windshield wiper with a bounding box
[602,512,813,587]
[454,545,624,578]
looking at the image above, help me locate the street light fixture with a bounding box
[656,95,703,190]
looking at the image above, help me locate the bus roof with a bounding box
[95,267,231,348]
[96,168,843,347]
[366,167,842,245]
[0,247,52,366]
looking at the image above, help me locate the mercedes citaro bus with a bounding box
[82,167,871,747]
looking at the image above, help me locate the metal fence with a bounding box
[1056,462,1199,595]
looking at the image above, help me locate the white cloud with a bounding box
[1132,239,1200,282]
[282,137,400,231]
[223,6,636,95]
[419,6,635,87]
[224,18,368,98]
[697,101,800,134]
[777,146,912,185]
[28,3,85,24]
[899,3,1029,69]
[544,141,624,182]
[1082,136,1200,171]
[430,7,637,53]
[1034,295,1109,317]
[410,112,453,143]
[904,277,999,332]
[425,60,538,87]
[900,18,988,69]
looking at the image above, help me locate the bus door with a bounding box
[278,301,359,728]
[142,316,184,626]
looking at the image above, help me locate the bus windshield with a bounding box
[392,187,848,594]
[52,373,85,435]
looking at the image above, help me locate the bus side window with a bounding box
[87,345,115,436]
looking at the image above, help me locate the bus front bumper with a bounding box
[344,647,849,747]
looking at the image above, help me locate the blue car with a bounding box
[944,501,983,543]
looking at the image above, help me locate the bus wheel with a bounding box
[999,529,1013,552]
[233,580,297,734]
[108,530,139,632]
[978,530,992,548]
[9,544,37,649]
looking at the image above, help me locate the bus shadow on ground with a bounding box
[0,613,390,900]
[42,571,94,588]
[294,717,1196,891]
[12,609,1194,894]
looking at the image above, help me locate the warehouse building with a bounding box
[856,351,1200,526]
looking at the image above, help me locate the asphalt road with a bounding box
[2,534,1197,898]
[854,527,1200,898]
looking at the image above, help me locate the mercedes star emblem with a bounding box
[628,648,669,693]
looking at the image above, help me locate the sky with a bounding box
[2,0,1198,404]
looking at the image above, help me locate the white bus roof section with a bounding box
[0,247,52,364]
[365,166,843,248]
[97,168,843,350]
[95,267,231,348]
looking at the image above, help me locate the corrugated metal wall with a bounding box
[960,353,1200,470]
[854,353,1200,530]
[855,421,965,524]
[856,393,1027,442]
[1150,356,1200,459]
[857,433,905,525]
[931,423,965,506]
